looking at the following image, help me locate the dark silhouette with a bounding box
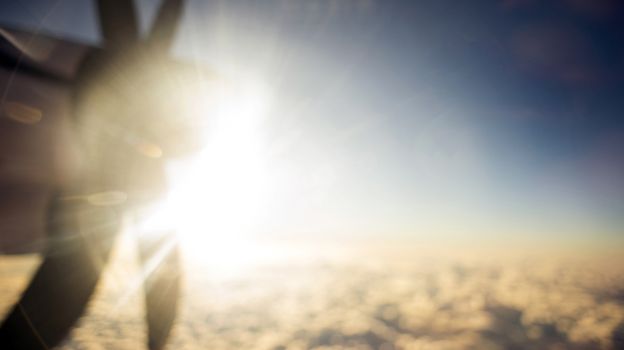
[0,0,199,349]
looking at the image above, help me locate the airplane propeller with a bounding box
[0,1,197,349]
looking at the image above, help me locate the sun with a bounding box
[139,75,279,268]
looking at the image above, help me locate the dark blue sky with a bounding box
[2,0,623,241]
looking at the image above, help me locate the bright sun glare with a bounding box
[140,75,282,268]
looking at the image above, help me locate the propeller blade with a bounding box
[0,197,120,349]
[97,0,140,49]
[138,232,181,350]
[147,0,184,53]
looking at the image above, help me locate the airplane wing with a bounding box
[0,25,91,83]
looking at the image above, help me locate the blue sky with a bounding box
[2,0,623,243]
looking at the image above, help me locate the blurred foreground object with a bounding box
[0,0,211,348]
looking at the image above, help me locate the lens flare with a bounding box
[140,75,277,267]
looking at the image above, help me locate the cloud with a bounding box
[3,245,619,349]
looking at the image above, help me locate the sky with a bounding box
[1,0,623,245]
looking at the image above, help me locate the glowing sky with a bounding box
[1,0,623,243]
